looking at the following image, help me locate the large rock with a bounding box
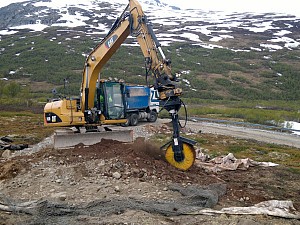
[2,150,12,158]
[112,172,121,179]
[50,192,67,201]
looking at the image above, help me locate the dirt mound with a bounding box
[45,138,220,185]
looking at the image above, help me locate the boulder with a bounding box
[2,150,12,158]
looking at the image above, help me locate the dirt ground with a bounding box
[0,120,299,225]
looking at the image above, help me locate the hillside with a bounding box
[0,0,300,114]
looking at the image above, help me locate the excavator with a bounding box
[44,0,197,170]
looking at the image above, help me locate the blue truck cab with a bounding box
[123,85,159,126]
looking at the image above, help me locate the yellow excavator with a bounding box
[44,0,196,170]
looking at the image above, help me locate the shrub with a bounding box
[3,82,21,97]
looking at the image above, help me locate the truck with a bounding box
[44,0,197,170]
[123,85,159,126]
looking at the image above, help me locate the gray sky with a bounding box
[163,0,299,15]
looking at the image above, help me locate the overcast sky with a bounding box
[163,0,299,15]
[1,0,299,16]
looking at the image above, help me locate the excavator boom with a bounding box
[81,6,131,112]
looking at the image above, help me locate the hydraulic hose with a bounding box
[178,99,187,128]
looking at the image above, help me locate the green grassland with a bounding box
[0,28,300,126]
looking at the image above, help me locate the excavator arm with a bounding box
[128,0,197,170]
[129,0,182,99]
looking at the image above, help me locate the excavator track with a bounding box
[165,142,196,171]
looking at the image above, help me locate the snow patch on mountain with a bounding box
[0,0,299,52]
[0,0,28,8]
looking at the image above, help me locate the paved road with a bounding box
[184,120,300,149]
[112,118,300,149]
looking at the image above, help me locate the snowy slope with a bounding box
[0,0,299,51]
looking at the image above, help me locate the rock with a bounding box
[132,168,140,174]
[139,178,146,182]
[51,192,67,201]
[55,179,62,183]
[2,149,12,158]
[112,172,121,179]
[98,160,106,166]
[9,145,22,150]
[137,171,145,178]
[114,186,120,192]
[1,136,13,143]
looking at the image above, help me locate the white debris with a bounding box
[195,152,278,172]
[195,200,300,219]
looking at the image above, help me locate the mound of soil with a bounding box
[44,138,220,185]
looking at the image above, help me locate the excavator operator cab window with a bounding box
[104,82,125,120]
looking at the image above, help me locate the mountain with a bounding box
[0,0,300,101]
[1,0,299,50]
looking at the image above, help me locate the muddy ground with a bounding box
[0,120,299,225]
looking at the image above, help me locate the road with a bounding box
[109,118,300,149]
[183,120,300,149]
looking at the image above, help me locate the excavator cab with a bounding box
[44,80,127,128]
[95,81,126,121]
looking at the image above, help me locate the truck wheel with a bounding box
[147,111,157,122]
[130,113,139,126]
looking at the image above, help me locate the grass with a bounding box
[0,111,35,117]
[0,111,55,145]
